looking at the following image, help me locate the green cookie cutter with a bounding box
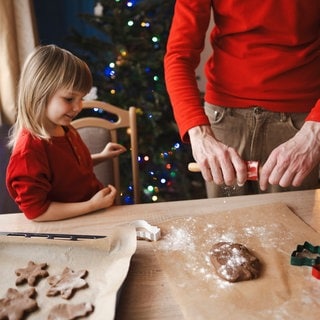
[290,241,320,267]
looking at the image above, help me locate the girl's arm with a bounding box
[91,142,126,166]
[33,185,116,221]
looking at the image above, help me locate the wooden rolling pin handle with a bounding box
[188,161,259,181]
[188,162,201,172]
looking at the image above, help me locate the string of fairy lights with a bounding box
[92,0,183,204]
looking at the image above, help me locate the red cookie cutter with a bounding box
[312,265,320,280]
[246,161,259,181]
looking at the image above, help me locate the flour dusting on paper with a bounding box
[157,215,294,290]
[159,226,195,252]
[154,204,320,319]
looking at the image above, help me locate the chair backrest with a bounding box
[0,124,20,213]
[71,100,140,204]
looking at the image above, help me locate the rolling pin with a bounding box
[188,161,259,181]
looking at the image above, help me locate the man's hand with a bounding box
[188,125,247,186]
[259,121,320,190]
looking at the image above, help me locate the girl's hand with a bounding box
[101,142,126,159]
[90,185,117,210]
[91,142,126,165]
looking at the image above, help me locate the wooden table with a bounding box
[1,189,320,319]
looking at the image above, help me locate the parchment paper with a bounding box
[154,203,320,320]
[0,225,137,320]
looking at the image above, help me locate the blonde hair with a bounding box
[8,44,92,147]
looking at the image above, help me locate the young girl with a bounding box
[6,45,126,221]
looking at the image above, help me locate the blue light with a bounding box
[127,0,137,7]
[104,66,116,78]
[124,195,133,204]
[93,107,104,114]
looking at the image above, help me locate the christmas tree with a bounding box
[70,0,206,203]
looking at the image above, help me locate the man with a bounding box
[164,0,320,197]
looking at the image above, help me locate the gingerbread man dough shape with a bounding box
[48,302,94,320]
[47,267,88,299]
[15,261,49,286]
[0,288,38,320]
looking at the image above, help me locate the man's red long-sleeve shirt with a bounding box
[164,0,320,141]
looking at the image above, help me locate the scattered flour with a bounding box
[157,216,296,291]
[242,224,294,248]
[159,226,195,252]
[155,214,320,316]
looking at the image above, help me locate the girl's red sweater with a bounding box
[6,127,103,219]
[164,0,320,141]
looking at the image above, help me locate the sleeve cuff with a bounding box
[305,99,320,122]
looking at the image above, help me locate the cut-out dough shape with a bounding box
[15,261,49,286]
[48,302,94,320]
[47,267,88,299]
[0,287,38,320]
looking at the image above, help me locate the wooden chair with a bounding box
[71,100,140,204]
[0,124,20,213]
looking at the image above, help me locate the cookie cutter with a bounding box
[290,241,320,266]
[290,241,320,280]
[312,264,320,280]
[246,161,259,181]
[130,220,161,241]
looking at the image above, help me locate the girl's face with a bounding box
[45,88,85,136]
